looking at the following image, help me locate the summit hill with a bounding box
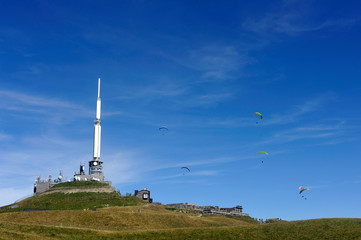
[1,181,143,211]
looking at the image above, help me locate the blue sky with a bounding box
[1,0,361,220]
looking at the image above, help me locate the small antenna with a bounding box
[48,168,52,182]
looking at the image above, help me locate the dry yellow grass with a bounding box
[1,218,360,240]
[0,204,251,231]
[2,183,359,239]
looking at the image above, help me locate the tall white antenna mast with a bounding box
[97,78,101,98]
[89,77,104,178]
[93,78,101,158]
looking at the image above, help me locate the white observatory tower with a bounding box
[89,78,104,177]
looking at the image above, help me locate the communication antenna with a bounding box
[48,168,52,182]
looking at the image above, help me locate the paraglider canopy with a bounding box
[181,167,190,172]
[299,186,310,194]
[256,151,268,163]
[253,112,263,124]
[159,126,168,135]
[181,167,190,175]
[256,151,268,155]
[253,112,263,119]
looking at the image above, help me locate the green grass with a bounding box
[165,207,204,215]
[50,181,111,189]
[0,204,253,230]
[0,181,144,213]
[165,207,260,225]
[165,207,176,211]
[0,217,360,240]
[265,218,287,223]
[0,188,360,239]
[0,192,144,212]
[224,215,261,224]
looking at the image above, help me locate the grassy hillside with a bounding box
[0,204,255,229]
[0,207,360,240]
[0,185,359,239]
[50,181,111,189]
[1,192,144,212]
[0,182,143,212]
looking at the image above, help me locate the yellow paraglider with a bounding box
[256,151,268,163]
[253,112,263,124]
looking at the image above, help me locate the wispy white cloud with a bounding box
[183,92,234,108]
[88,149,226,186]
[242,1,359,36]
[146,157,236,172]
[3,117,241,190]
[259,121,345,146]
[0,27,37,58]
[0,150,88,182]
[179,157,238,167]
[151,170,218,182]
[191,170,218,176]
[104,151,149,184]
[156,45,251,81]
[314,138,357,146]
[306,184,329,189]
[115,80,189,100]
[102,111,123,117]
[151,178,211,185]
[0,133,12,141]
[0,132,94,189]
[264,93,337,126]
[22,134,89,148]
[0,89,93,124]
[353,179,361,184]
[113,79,234,110]
[243,13,325,36]
[186,45,251,80]
[141,155,262,179]
[181,93,336,128]
[316,177,361,189]
[103,150,222,185]
[0,90,80,109]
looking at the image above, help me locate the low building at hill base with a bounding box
[166,202,248,216]
[134,188,153,203]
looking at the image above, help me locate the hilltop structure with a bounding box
[33,169,64,194]
[134,188,153,203]
[166,202,248,216]
[74,78,104,182]
[34,78,110,195]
